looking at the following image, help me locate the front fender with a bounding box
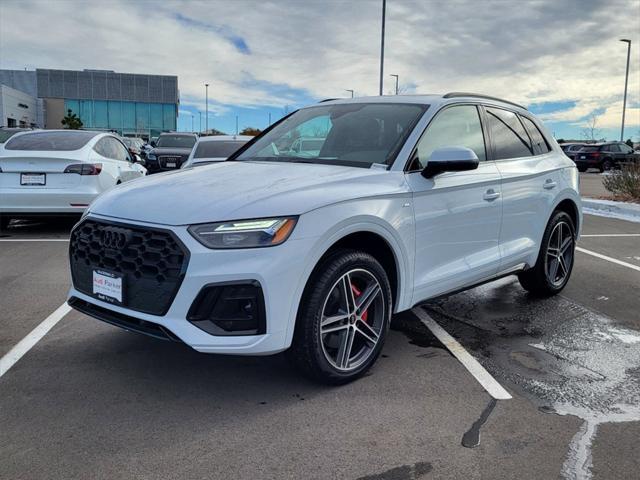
[282,197,414,348]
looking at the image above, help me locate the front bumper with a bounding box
[67,214,313,355]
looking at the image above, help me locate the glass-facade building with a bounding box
[0,68,179,139]
[63,100,176,138]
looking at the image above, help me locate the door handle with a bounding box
[483,189,500,201]
[543,179,557,189]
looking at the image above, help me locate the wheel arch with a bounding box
[284,221,412,349]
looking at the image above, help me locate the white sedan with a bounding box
[181,135,253,168]
[0,130,146,229]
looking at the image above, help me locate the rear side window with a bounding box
[411,105,486,170]
[5,131,98,151]
[581,146,599,152]
[520,116,550,155]
[607,144,620,153]
[485,107,534,159]
[194,141,247,159]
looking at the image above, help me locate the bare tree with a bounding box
[580,114,602,142]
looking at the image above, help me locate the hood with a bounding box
[150,147,193,156]
[89,161,408,225]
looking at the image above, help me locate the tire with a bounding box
[601,159,613,172]
[518,211,576,296]
[577,166,587,173]
[288,249,392,384]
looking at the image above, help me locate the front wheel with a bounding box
[518,211,576,296]
[601,159,613,172]
[288,250,392,384]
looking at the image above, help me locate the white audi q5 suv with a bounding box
[67,93,581,383]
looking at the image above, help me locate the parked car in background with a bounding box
[121,137,144,158]
[573,142,640,172]
[0,130,146,229]
[67,93,581,384]
[145,132,197,173]
[559,143,586,160]
[181,135,252,168]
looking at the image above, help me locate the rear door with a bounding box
[407,103,503,302]
[486,107,558,271]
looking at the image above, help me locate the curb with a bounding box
[581,198,640,223]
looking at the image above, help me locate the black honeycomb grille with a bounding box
[69,219,189,315]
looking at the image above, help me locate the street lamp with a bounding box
[205,83,209,133]
[379,0,386,96]
[620,39,631,141]
[199,112,202,133]
[390,74,399,95]
[345,89,354,98]
[191,114,194,133]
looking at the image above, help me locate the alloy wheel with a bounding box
[319,268,385,372]
[545,221,574,287]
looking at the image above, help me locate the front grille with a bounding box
[158,155,184,169]
[69,219,189,315]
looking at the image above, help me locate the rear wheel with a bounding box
[577,166,587,173]
[518,211,575,296]
[601,159,613,172]
[289,250,392,384]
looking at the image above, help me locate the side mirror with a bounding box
[420,147,479,179]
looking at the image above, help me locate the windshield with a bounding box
[156,135,196,148]
[4,131,99,151]
[194,141,247,159]
[235,103,428,167]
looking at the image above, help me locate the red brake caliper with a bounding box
[351,284,368,323]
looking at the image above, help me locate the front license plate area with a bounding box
[92,270,124,305]
[166,162,176,168]
[21,173,46,185]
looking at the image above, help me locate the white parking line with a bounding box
[580,234,640,237]
[411,307,512,400]
[576,247,640,273]
[0,238,69,242]
[0,302,72,378]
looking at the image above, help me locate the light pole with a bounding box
[268,112,272,126]
[205,83,209,133]
[620,39,631,141]
[390,74,399,95]
[199,112,202,133]
[379,0,386,96]
[345,89,354,98]
[191,114,194,132]
[235,115,239,135]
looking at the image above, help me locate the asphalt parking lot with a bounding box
[1,212,639,480]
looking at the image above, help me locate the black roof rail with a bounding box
[318,98,340,103]
[443,92,527,110]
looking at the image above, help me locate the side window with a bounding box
[621,144,633,154]
[608,144,620,153]
[485,107,534,160]
[93,138,111,158]
[108,137,131,161]
[412,105,486,170]
[520,116,550,155]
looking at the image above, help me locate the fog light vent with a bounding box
[187,281,266,336]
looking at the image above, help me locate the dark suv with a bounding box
[146,133,198,173]
[574,142,639,172]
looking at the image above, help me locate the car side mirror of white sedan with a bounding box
[421,146,480,179]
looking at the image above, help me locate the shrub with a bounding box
[602,161,640,200]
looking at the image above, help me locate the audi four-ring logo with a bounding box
[100,228,130,249]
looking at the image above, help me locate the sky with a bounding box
[1,0,639,140]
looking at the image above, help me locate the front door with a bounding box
[406,104,502,304]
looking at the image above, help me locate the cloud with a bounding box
[1,0,638,136]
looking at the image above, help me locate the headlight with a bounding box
[147,154,156,160]
[188,217,297,249]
